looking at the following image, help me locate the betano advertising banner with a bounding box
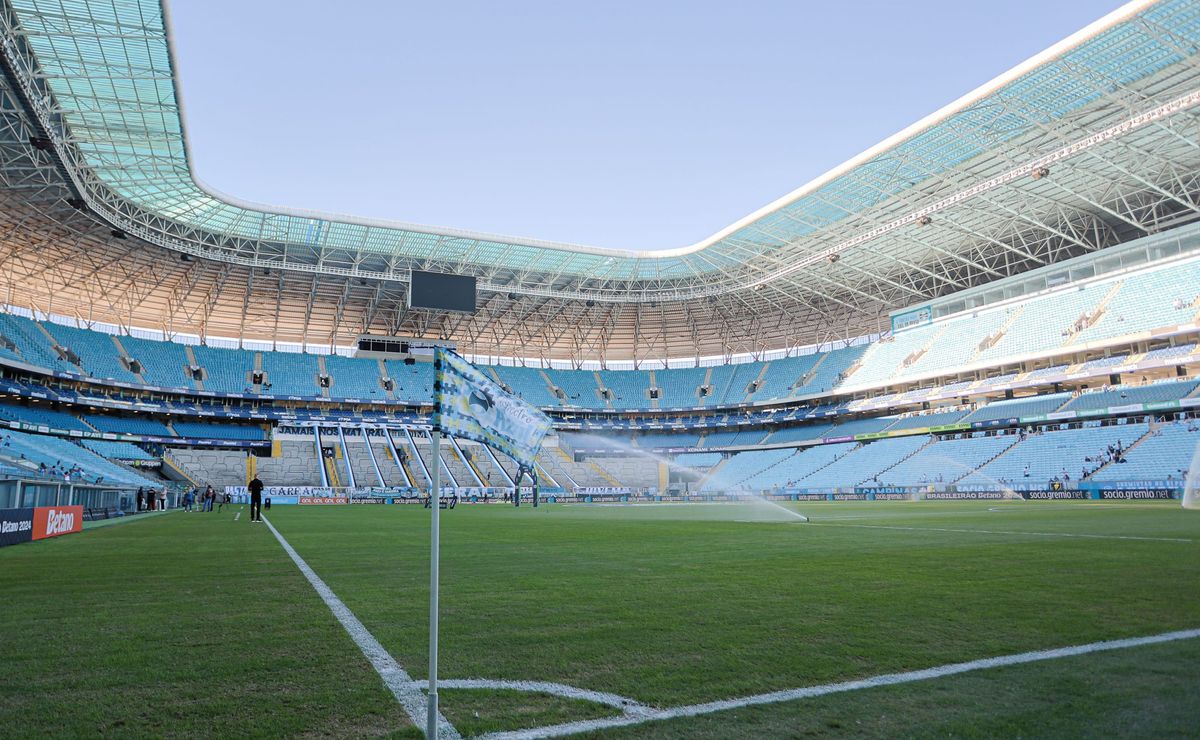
[0,505,82,547]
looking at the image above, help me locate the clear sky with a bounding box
[170,0,1125,252]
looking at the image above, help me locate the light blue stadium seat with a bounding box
[171,421,265,440]
[383,360,436,404]
[1091,422,1198,482]
[596,370,650,410]
[654,366,708,408]
[743,442,856,489]
[122,335,196,388]
[324,354,384,398]
[260,351,321,396]
[962,392,1074,423]
[800,436,930,488]
[0,314,77,372]
[879,434,1018,485]
[192,345,257,393]
[79,439,155,461]
[490,365,561,408]
[959,423,1149,486]
[41,323,139,382]
[83,414,173,436]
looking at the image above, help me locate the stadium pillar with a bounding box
[427,432,442,739]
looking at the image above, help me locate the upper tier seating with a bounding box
[259,351,321,396]
[544,368,602,407]
[191,345,256,393]
[700,448,793,491]
[0,314,77,372]
[79,439,154,461]
[596,370,650,410]
[383,360,436,404]
[654,366,709,408]
[674,452,723,468]
[41,323,139,382]
[883,409,967,431]
[636,432,702,449]
[958,423,1149,486]
[324,354,384,398]
[490,366,560,407]
[122,335,196,388]
[745,354,822,403]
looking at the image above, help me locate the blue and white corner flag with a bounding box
[432,349,553,472]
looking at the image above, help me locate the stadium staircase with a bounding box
[252,351,264,393]
[949,436,1022,483]
[647,370,660,409]
[183,346,204,390]
[744,363,771,404]
[793,352,829,394]
[1084,425,1156,480]
[316,356,331,399]
[31,320,82,372]
[323,455,342,487]
[971,305,1026,362]
[855,437,935,485]
[161,451,203,487]
[1063,280,1124,347]
[592,371,613,410]
[901,325,948,370]
[109,335,149,385]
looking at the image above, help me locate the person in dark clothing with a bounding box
[136,487,144,511]
[249,475,264,522]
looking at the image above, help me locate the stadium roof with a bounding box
[0,0,1198,361]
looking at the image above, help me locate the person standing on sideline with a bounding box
[249,475,264,522]
[136,487,145,511]
[158,488,167,511]
[218,490,230,513]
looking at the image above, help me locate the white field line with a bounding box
[407,679,651,715]
[262,516,461,739]
[234,512,240,521]
[481,628,1200,740]
[816,522,1193,543]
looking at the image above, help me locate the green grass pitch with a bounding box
[2,500,1198,737]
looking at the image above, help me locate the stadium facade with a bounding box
[0,0,1196,511]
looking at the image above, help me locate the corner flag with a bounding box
[431,349,553,471]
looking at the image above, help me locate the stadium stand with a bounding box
[878,434,1018,486]
[799,436,931,488]
[41,323,139,382]
[654,366,709,408]
[0,314,77,372]
[596,370,649,410]
[1061,379,1200,413]
[383,360,436,404]
[0,404,91,431]
[191,345,256,393]
[743,442,856,489]
[958,423,1150,486]
[170,421,266,440]
[700,448,793,491]
[544,368,602,407]
[259,351,321,396]
[490,365,560,407]
[79,439,154,461]
[83,414,173,436]
[122,335,196,388]
[1090,421,1199,482]
[324,353,385,398]
[0,428,155,486]
[961,392,1074,423]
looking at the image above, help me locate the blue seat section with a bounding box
[674,452,723,468]
[700,448,794,491]
[1072,261,1200,343]
[171,421,265,440]
[0,314,76,371]
[713,362,762,405]
[491,365,560,407]
[800,345,867,394]
[800,436,931,488]
[747,354,821,402]
[79,439,154,461]
[962,392,1074,423]
[700,429,766,447]
[654,366,708,408]
[0,428,155,486]
[705,365,737,405]
[41,323,138,382]
[637,432,701,449]
[879,434,1018,485]
[83,414,173,436]
[1091,422,1198,481]
[383,360,436,404]
[259,351,320,396]
[884,409,967,431]
[764,423,837,444]
[904,310,1011,377]
[0,404,90,431]
[743,442,856,489]
[959,423,1149,486]
[1141,343,1196,361]
[596,370,649,410]
[192,345,256,393]
[324,354,384,398]
[543,368,601,407]
[1061,379,1199,413]
[976,282,1111,364]
[122,336,195,388]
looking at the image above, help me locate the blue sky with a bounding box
[170,0,1124,251]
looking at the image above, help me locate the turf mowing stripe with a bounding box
[816,522,1194,543]
[262,516,461,739]
[481,628,1200,739]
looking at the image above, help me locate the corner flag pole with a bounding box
[427,430,442,738]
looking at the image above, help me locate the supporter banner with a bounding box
[1096,488,1177,500]
[32,505,82,540]
[0,507,34,547]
